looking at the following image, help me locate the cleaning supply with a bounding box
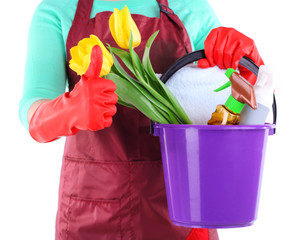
[153,49,276,229]
[239,65,275,125]
[208,68,257,125]
[165,64,231,125]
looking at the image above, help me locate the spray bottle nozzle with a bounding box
[215,68,257,114]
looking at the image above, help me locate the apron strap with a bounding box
[156,0,169,6]
[73,0,94,22]
[157,0,174,15]
[156,0,192,54]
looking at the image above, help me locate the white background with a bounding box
[0,0,300,239]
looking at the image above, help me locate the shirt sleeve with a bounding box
[170,0,221,51]
[19,1,67,130]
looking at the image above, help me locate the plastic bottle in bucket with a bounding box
[239,65,275,125]
[208,68,257,125]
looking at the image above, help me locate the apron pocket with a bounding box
[66,196,121,240]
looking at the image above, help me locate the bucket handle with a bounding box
[150,49,277,134]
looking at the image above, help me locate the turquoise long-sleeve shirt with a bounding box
[19,0,220,129]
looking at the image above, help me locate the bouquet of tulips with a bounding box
[69,5,191,125]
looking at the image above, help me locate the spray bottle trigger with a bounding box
[214,81,231,92]
[214,68,238,92]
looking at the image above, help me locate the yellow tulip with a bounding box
[69,34,113,77]
[109,5,141,49]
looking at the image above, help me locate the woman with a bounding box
[20,0,263,239]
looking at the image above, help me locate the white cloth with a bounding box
[165,64,231,125]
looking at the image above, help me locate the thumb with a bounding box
[84,45,103,79]
[197,58,212,68]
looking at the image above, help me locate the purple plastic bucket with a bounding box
[153,123,275,228]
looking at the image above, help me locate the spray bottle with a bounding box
[207,68,257,125]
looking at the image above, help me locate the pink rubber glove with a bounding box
[29,45,118,143]
[198,27,264,85]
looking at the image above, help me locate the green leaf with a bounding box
[106,73,169,124]
[109,47,136,75]
[128,35,174,113]
[132,50,147,81]
[153,74,192,124]
[141,31,192,124]
[133,59,190,124]
[160,107,181,124]
[110,31,191,124]
[117,97,136,109]
[142,31,170,99]
[108,45,136,83]
[142,31,159,76]
[129,31,150,84]
[107,65,171,115]
[107,71,179,123]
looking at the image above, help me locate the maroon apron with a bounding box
[55,0,218,239]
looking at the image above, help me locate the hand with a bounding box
[67,71,117,131]
[197,27,264,85]
[29,45,118,143]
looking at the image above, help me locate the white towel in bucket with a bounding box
[164,64,231,125]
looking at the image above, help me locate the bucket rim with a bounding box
[153,123,276,131]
